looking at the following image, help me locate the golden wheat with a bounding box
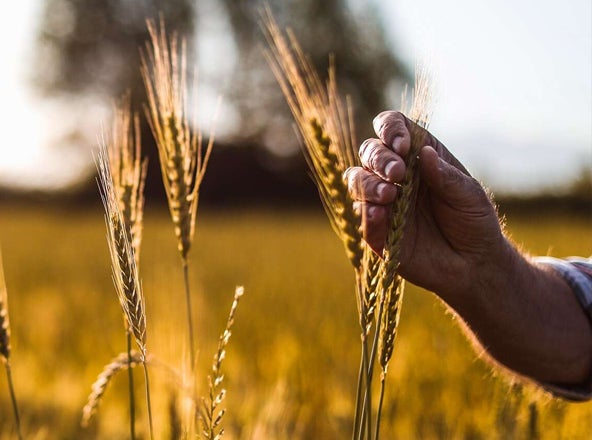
[106,94,148,260]
[263,10,363,271]
[200,286,244,440]
[140,18,214,262]
[81,350,145,427]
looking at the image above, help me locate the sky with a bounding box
[0,0,590,193]
[375,0,592,193]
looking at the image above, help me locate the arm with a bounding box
[346,111,592,389]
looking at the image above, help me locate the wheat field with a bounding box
[0,204,590,439]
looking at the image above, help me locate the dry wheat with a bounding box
[200,286,244,440]
[106,94,148,260]
[81,350,144,427]
[140,18,214,262]
[263,10,363,271]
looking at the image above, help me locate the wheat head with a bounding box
[141,17,214,262]
[97,145,147,359]
[107,94,148,260]
[81,350,144,427]
[263,10,363,270]
[0,250,11,363]
[200,286,245,440]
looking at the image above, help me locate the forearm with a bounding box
[440,238,592,386]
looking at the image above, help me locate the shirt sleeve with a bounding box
[533,256,592,401]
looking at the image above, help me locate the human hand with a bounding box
[345,111,506,299]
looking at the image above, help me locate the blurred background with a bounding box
[0,1,590,438]
[0,0,590,204]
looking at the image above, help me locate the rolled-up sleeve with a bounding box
[534,256,592,401]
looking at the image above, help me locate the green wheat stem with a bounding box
[142,360,154,440]
[182,259,196,371]
[4,362,23,440]
[127,330,137,440]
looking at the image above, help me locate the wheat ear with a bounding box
[108,94,148,261]
[263,10,363,271]
[200,286,245,440]
[141,17,216,370]
[81,350,144,427]
[141,18,214,260]
[97,144,154,440]
[105,93,148,440]
[0,250,23,440]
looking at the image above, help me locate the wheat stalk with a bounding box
[262,10,379,438]
[141,17,216,370]
[103,94,148,440]
[97,144,154,440]
[200,286,245,440]
[0,250,23,440]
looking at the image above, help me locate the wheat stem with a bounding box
[373,372,387,440]
[4,362,23,440]
[143,360,154,440]
[182,259,196,370]
[127,330,137,440]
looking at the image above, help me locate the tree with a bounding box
[33,0,409,200]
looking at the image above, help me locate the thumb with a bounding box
[419,146,484,209]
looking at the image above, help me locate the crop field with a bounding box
[0,204,590,439]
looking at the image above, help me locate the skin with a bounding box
[345,111,592,389]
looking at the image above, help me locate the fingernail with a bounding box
[384,161,397,179]
[377,182,388,198]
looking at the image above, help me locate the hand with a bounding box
[346,111,592,387]
[345,111,505,299]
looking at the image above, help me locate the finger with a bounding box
[358,138,406,183]
[419,146,486,209]
[354,201,389,254]
[372,111,411,157]
[345,166,397,204]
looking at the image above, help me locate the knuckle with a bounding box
[358,138,374,159]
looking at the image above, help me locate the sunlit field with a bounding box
[0,204,590,439]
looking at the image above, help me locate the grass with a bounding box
[0,205,590,438]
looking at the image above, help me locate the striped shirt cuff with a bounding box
[533,256,592,401]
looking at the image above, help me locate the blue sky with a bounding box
[0,0,590,192]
